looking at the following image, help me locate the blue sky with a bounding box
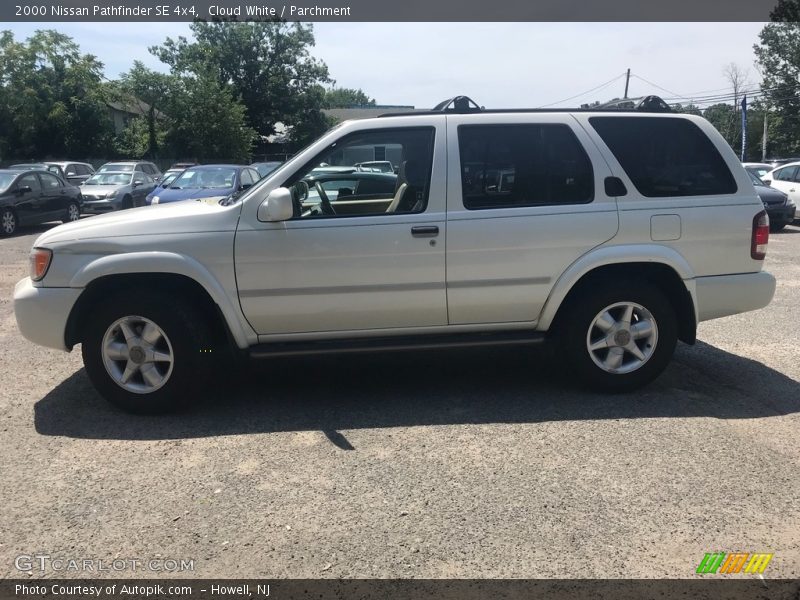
[4,22,767,109]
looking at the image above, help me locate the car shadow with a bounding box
[1,222,61,239]
[34,341,800,441]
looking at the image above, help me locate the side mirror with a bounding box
[762,179,772,186]
[258,187,294,222]
[66,172,76,177]
[240,183,253,191]
[132,181,142,188]
[17,185,32,194]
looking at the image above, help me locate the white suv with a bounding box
[13,100,776,413]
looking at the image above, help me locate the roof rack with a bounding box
[378,94,673,118]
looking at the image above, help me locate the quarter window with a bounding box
[590,116,737,197]
[458,124,594,210]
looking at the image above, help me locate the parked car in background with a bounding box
[354,160,396,173]
[767,157,800,169]
[742,162,773,179]
[45,161,95,187]
[97,161,162,181]
[0,169,81,235]
[748,171,795,232]
[147,164,260,205]
[251,161,283,178]
[764,162,800,223]
[80,170,156,213]
[9,163,68,182]
[145,170,183,205]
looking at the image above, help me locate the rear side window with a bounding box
[458,124,594,210]
[774,166,798,182]
[590,116,737,197]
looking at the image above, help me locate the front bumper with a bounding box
[80,197,122,214]
[695,271,776,322]
[765,204,796,226]
[14,278,82,352]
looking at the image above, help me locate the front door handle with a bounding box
[411,225,439,237]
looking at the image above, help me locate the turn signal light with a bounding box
[30,248,53,281]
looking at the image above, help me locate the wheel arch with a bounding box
[65,254,253,350]
[540,246,697,344]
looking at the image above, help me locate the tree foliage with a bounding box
[324,87,376,108]
[0,29,114,159]
[754,0,800,156]
[150,21,332,146]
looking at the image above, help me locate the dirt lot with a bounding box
[1,222,799,580]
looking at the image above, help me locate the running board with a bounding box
[249,330,546,358]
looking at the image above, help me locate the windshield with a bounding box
[84,172,131,186]
[170,167,236,189]
[748,171,766,187]
[0,173,17,192]
[98,163,134,172]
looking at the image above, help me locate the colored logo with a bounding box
[696,552,773,574]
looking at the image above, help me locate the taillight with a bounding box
[30,248,52,281]
[751,210,769,260]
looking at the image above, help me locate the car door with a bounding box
[768,166,800,205]
[13,173,45,225]
[235,119,448,336]
[445,114,619,325]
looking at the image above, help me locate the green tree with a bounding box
[0,29,113,159]
[165,71,256,162]
[150,21,331,146]
[324,87,376,108]
[117,61,175,158]
[754,0,800,156]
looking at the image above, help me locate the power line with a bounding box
[536,73,627,108]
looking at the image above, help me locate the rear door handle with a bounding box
[411,226,439,237]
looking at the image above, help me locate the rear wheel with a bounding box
[557,280,677,392]
[62,201,80,223]
[81,290,214,413]
[1,208,17,236]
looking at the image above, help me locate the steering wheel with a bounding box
[314,181,336,215]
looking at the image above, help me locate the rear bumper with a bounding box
[13,278,82,351]
[695,271,776,322]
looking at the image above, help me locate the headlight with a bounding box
[151,196,160,204]
[106,189,118,198]
[30,248,53,282]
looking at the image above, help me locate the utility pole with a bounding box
[762,111,768,162]
[624,68,630,99]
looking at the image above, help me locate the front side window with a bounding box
[590,116,737,197]
[285,127,435,219]
[458,124,594,210]
[18,174,41,192]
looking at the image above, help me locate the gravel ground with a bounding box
[0,222,798,580]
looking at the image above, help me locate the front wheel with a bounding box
[1,208,17,236]
[557,281,677,392]
[81,291,213,413]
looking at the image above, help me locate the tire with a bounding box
[1,207,17,236]
[556,280,677,392]
[62,201,80,224]
[121,195,133,210]
[81,290,214,414]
